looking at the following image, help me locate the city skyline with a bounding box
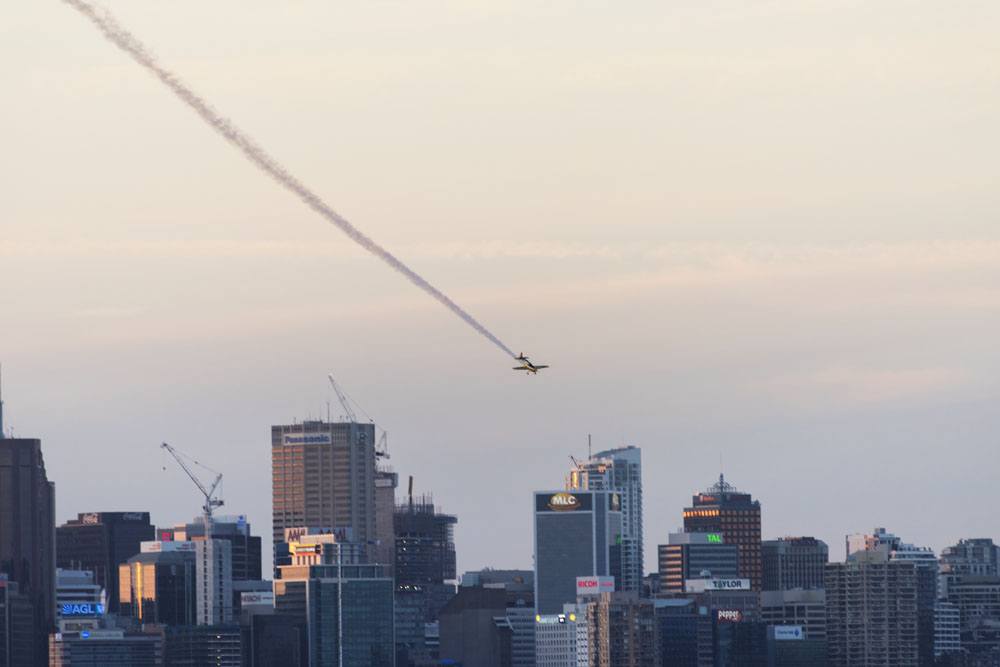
[5,0,1000,578]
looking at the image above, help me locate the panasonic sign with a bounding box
[283,433,333,445]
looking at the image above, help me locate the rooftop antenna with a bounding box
[588,434,592,460]
[408,475,414,512]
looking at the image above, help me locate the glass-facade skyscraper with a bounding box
[566,446,643,595]
[533,489,623,615]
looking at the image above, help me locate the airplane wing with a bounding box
[534,365,549,369]
[513,366,529,370]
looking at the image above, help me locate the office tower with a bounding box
[658,531,739,594]
[765,625,828,667]
[462,569,535,667]
[583,592,658,666]
[0,437,55,666]
[374,470,398,577]
[48,628,164,666]
[271,421,377,549]
[438,586,513,667]
[682,474,762,591]
[243,613,305,667]
[195,539,233,625]
[566,445,644,594]
[760,589,826,643]
[56,512,155,613]
[534,604,582,667]
[120,542,198,626]
[0,577,35,667]
[54,569,104,633]
[274,560,394,667]
[163,625,242,667]
[534,489,623,614]
[159,514,261,582]
[653,599,704,667]
[825,550,919,666]
[761,537,828,591]
[846,527,937,666]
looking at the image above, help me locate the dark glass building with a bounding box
[163,625,242,667]
[48,629,164,666]
[761,537,828,591]
[0,578,35,667]
[274,562,394,667]
[682,474,762,591]
[119,547,197,626]
[438,586,513,667]
[533,489,623,614]
[0,437,55,666]
[56,512,155,613]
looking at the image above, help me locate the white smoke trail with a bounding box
[62,0,516,358]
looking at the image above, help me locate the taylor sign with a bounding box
[575,576,615,596]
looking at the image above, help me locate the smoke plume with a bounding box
[62,0,516,358]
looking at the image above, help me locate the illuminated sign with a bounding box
[609,493,621,512]
[61,603,105,617]
[576,576,615,596]
[82,513,99,525]
[548,493,581,511]
[289,543,320,555]
[282,433,332,445]
[706,533,723,544]
[121,513,145,521]
[717,609,743,623]
[773,626,804,641]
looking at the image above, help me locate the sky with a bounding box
[3,0,1000,574]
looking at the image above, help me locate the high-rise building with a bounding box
[939,538,1000,598]
[394,496,458,665]
[942,576,1000,660]
[159,515,261,582]
[846,527,937,666]
[462,569,535,667]
[438,586,513,667]
[274,560,394,667]
[534,604,583,667]
[534,489,623,615]
[583,592,658,667]
[761,537,828,591]
[163,624,242,666]
[56,512,154,614]
[825,549,919,666]
[934,600,961,660]
[119,543,198,626]
[653,598,704,667]
[48,628,164,666]
[374,470,398,578]
[54,569,104,633]
[271,421,377,549]
[658,531,739,594]
[194,539,233,625]
[0,577,35,667]
[566,445,643,594]
[0,437,56,666]
[682,474,762,591]
[760,589,826,643]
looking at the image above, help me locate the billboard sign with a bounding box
[575,576,615,596]
[61,603,105,617]
[717,609,743,623]
[241,592,274,607]
[141,540,195,553]
[536,492,592,513]
[773,626,804,641]
[685,578,751,593]
[282,433,332,446]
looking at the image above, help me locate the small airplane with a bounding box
[513,353,549,374]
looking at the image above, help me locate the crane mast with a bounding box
[327,373,390,460]
[160,442,224,539]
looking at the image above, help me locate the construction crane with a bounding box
[327,373,390,460]
[160,442,224,539]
